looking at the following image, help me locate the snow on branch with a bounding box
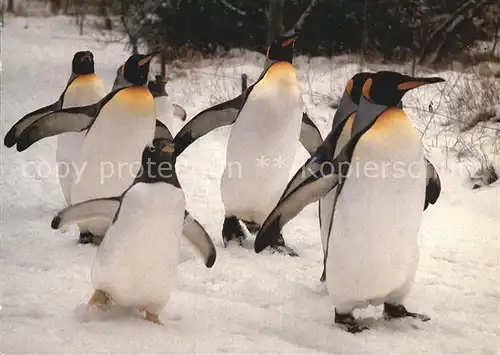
[219,0,247,16]
[285,0,321,36]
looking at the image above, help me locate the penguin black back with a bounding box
[266,34,298,64]
[363,71,445,107]
[134,138,180,187]
[123,50,159,86]
[148,75,169,98]
[72,51,95,75]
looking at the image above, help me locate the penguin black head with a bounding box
[148,75,171,98]
[72,51,95,75]
[266,33,298,64]
[345,72,373,104]
[135,138,179,185]
[123,50,160,86]
[362,70,445,107]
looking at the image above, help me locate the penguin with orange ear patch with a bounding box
[172,33,322,256]
[16,51,160,245]
[3,50,106,204]
[316,73,441,282]
[254,70,445,333]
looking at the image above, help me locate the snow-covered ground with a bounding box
[1,16,499,354]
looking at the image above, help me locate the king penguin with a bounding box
[148,74,187,134]
[172,33,323,256]
[317,73,441,282]
[3,50,106,204]
[16,51,160,244]
[254,70,445,333]
[50,138,217,325]
[113,67,187,133]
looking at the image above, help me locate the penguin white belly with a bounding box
[154,96,176,134]
[326,115,425,313]
[56,76,106,204]
[91,183,185,312]
[320,116,354,253]
[221,83,302,225]
[71,87,155,235]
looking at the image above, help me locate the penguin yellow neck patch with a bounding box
[115,86,154,109]
[368,107,409,134]
[263,62,297,84]
[70,74,99,87]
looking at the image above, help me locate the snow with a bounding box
[2,15,499,354]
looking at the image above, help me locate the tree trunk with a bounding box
[50,0,61,14]
[491,21,499,59]
[160,49,166,76]
[359,0,368,71]
[7,0,14,12]
[241,73,248,93]
[267,0,284,46]
[79,14,85,35]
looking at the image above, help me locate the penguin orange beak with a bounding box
[397,77,445,91]
[162,144,175,153]
[281,33,299,47]
[138,49,160,67]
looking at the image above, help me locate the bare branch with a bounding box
[219,0,246,15]
[419,0,492,64]
[285,0,321,36]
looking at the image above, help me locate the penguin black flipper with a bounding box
[51,197,122,231]
[299,112,323,155]
[172,95,243,156]
[173,83,257,157]
[280,122,345,202]
[154,120,174,140]
[424,157,441,210]
[173,104,187,122]
[254,165,340,253]
[182,211,217,268]
[255,97,388,254]
[16,103,100,152]
[4,101,62,148]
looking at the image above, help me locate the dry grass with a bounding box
[441,72,499,132]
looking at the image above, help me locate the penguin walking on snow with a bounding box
[148,74,187,135]
[16,51,160,245]
[317,73,441,282]
[3,51,106,204]
[172,33,323,256]
[51,138,217,325]
[254,71,445,333]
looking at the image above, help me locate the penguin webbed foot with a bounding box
[335,311,369,333]
[222,216,246,247]
[266,234,298,257]
[266,244,299,257]
[79,232,103,245]
[145,311,164,326]
[383,303,430,322]
[88,289,111,310]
